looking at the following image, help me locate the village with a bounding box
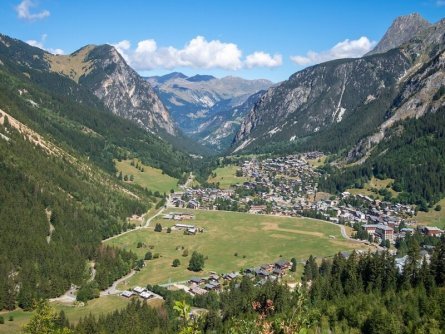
[116,152,443,301]
[169,153,443,248]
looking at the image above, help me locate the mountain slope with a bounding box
[232,14,443,155]
[147,73,272,143]
[196,90,266,151]
[366,13,431,56]
[46,44,176,135]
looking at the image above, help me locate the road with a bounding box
[100,270,136,296]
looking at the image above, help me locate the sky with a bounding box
[1,0,444,82]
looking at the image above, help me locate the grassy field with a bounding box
[307,155,327,168]
[0,295,155,333]
[115,159,179,193]
[347,177,398,199]
[414,198,445,229]
[208,165,251,189]
[106,209,365,289]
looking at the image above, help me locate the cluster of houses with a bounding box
[171,189,234,210]
[161,212,202,235]
[121,286,163,300]
[174,259,293,296]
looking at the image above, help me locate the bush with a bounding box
[182,249,189,257]
[153,253,160,259]
[167,227,172,233]
[0,316,4,324]
[137,242,143,248]
[154,223,162,232]
[434,204,442,211]
[144,251,153,260]
[172,259,181,267]
[8,315,13,322]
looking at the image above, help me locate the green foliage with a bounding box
[320,106,445,206]
[76,282,99,302]
[188,251,205,272]
[173,259,181,267]
[144,251,153,260]
[23,300,72,334]
[154,223,163,232]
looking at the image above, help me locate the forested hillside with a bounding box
[0,35,211,310]
[320,104,445,208]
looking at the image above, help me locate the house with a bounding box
[273,268,284,276]
[223,272,239,280]
[189,277,204,285]
[121,290,134,298]
[140,291,152,299]
[204,283,220,291]
[185,227,197,235]
[274,260,291,271]
[190,286,207,296]
[255,268,270,278]
[133,286,145,294]
[187,200,200,209]
[175,223,195,230]
[423,226,443,237]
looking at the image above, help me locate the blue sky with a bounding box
[1,0,444,82]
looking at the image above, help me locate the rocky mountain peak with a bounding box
[45,43,176,135]
[366,13,430,56]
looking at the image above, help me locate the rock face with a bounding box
[233,13,444,156]
[366,13,431,56]
[197,90,266,151]
[146,73,272,141]
[46,45,176,135]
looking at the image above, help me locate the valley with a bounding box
[0,5,444,334]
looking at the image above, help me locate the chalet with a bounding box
[255,268,270,277]
[185,227,197,235]
[422,226,443,237]
[223,272,239,280]
[175,223,195,230]
[133,286,145,294]
[204,282,220,291]
[275,259,291,270]
[272,268,284,276]
[140,291,152,299]
[121,290,134,298]
[190,286,207,296]
[189,277,204,285]
[187,200,200,209]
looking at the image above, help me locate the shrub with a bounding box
[144,251,153,260]
[172,259,181,267]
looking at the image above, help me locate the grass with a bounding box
[414,198,445,229]
[106,209,366,289]
[115,159,179,193]
[307,155,327,168]
[208,165,251,189]
[0,295,162,333]
[347,177,398,199]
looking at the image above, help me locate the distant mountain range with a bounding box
[146,73,272,150]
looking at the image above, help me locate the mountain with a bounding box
[146,73,273,148]
[366,13,431,56]
[195,90,266,151]
[0,35,202,309]
[45,44,176,135]
[232,14,443,155]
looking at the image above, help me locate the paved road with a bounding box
[100,270,136,296]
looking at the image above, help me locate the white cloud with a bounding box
[15,0,50,21]
[245,51,282,68]
[290,36,376,66]
[113,36,282,71]
[26,34,64,54]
